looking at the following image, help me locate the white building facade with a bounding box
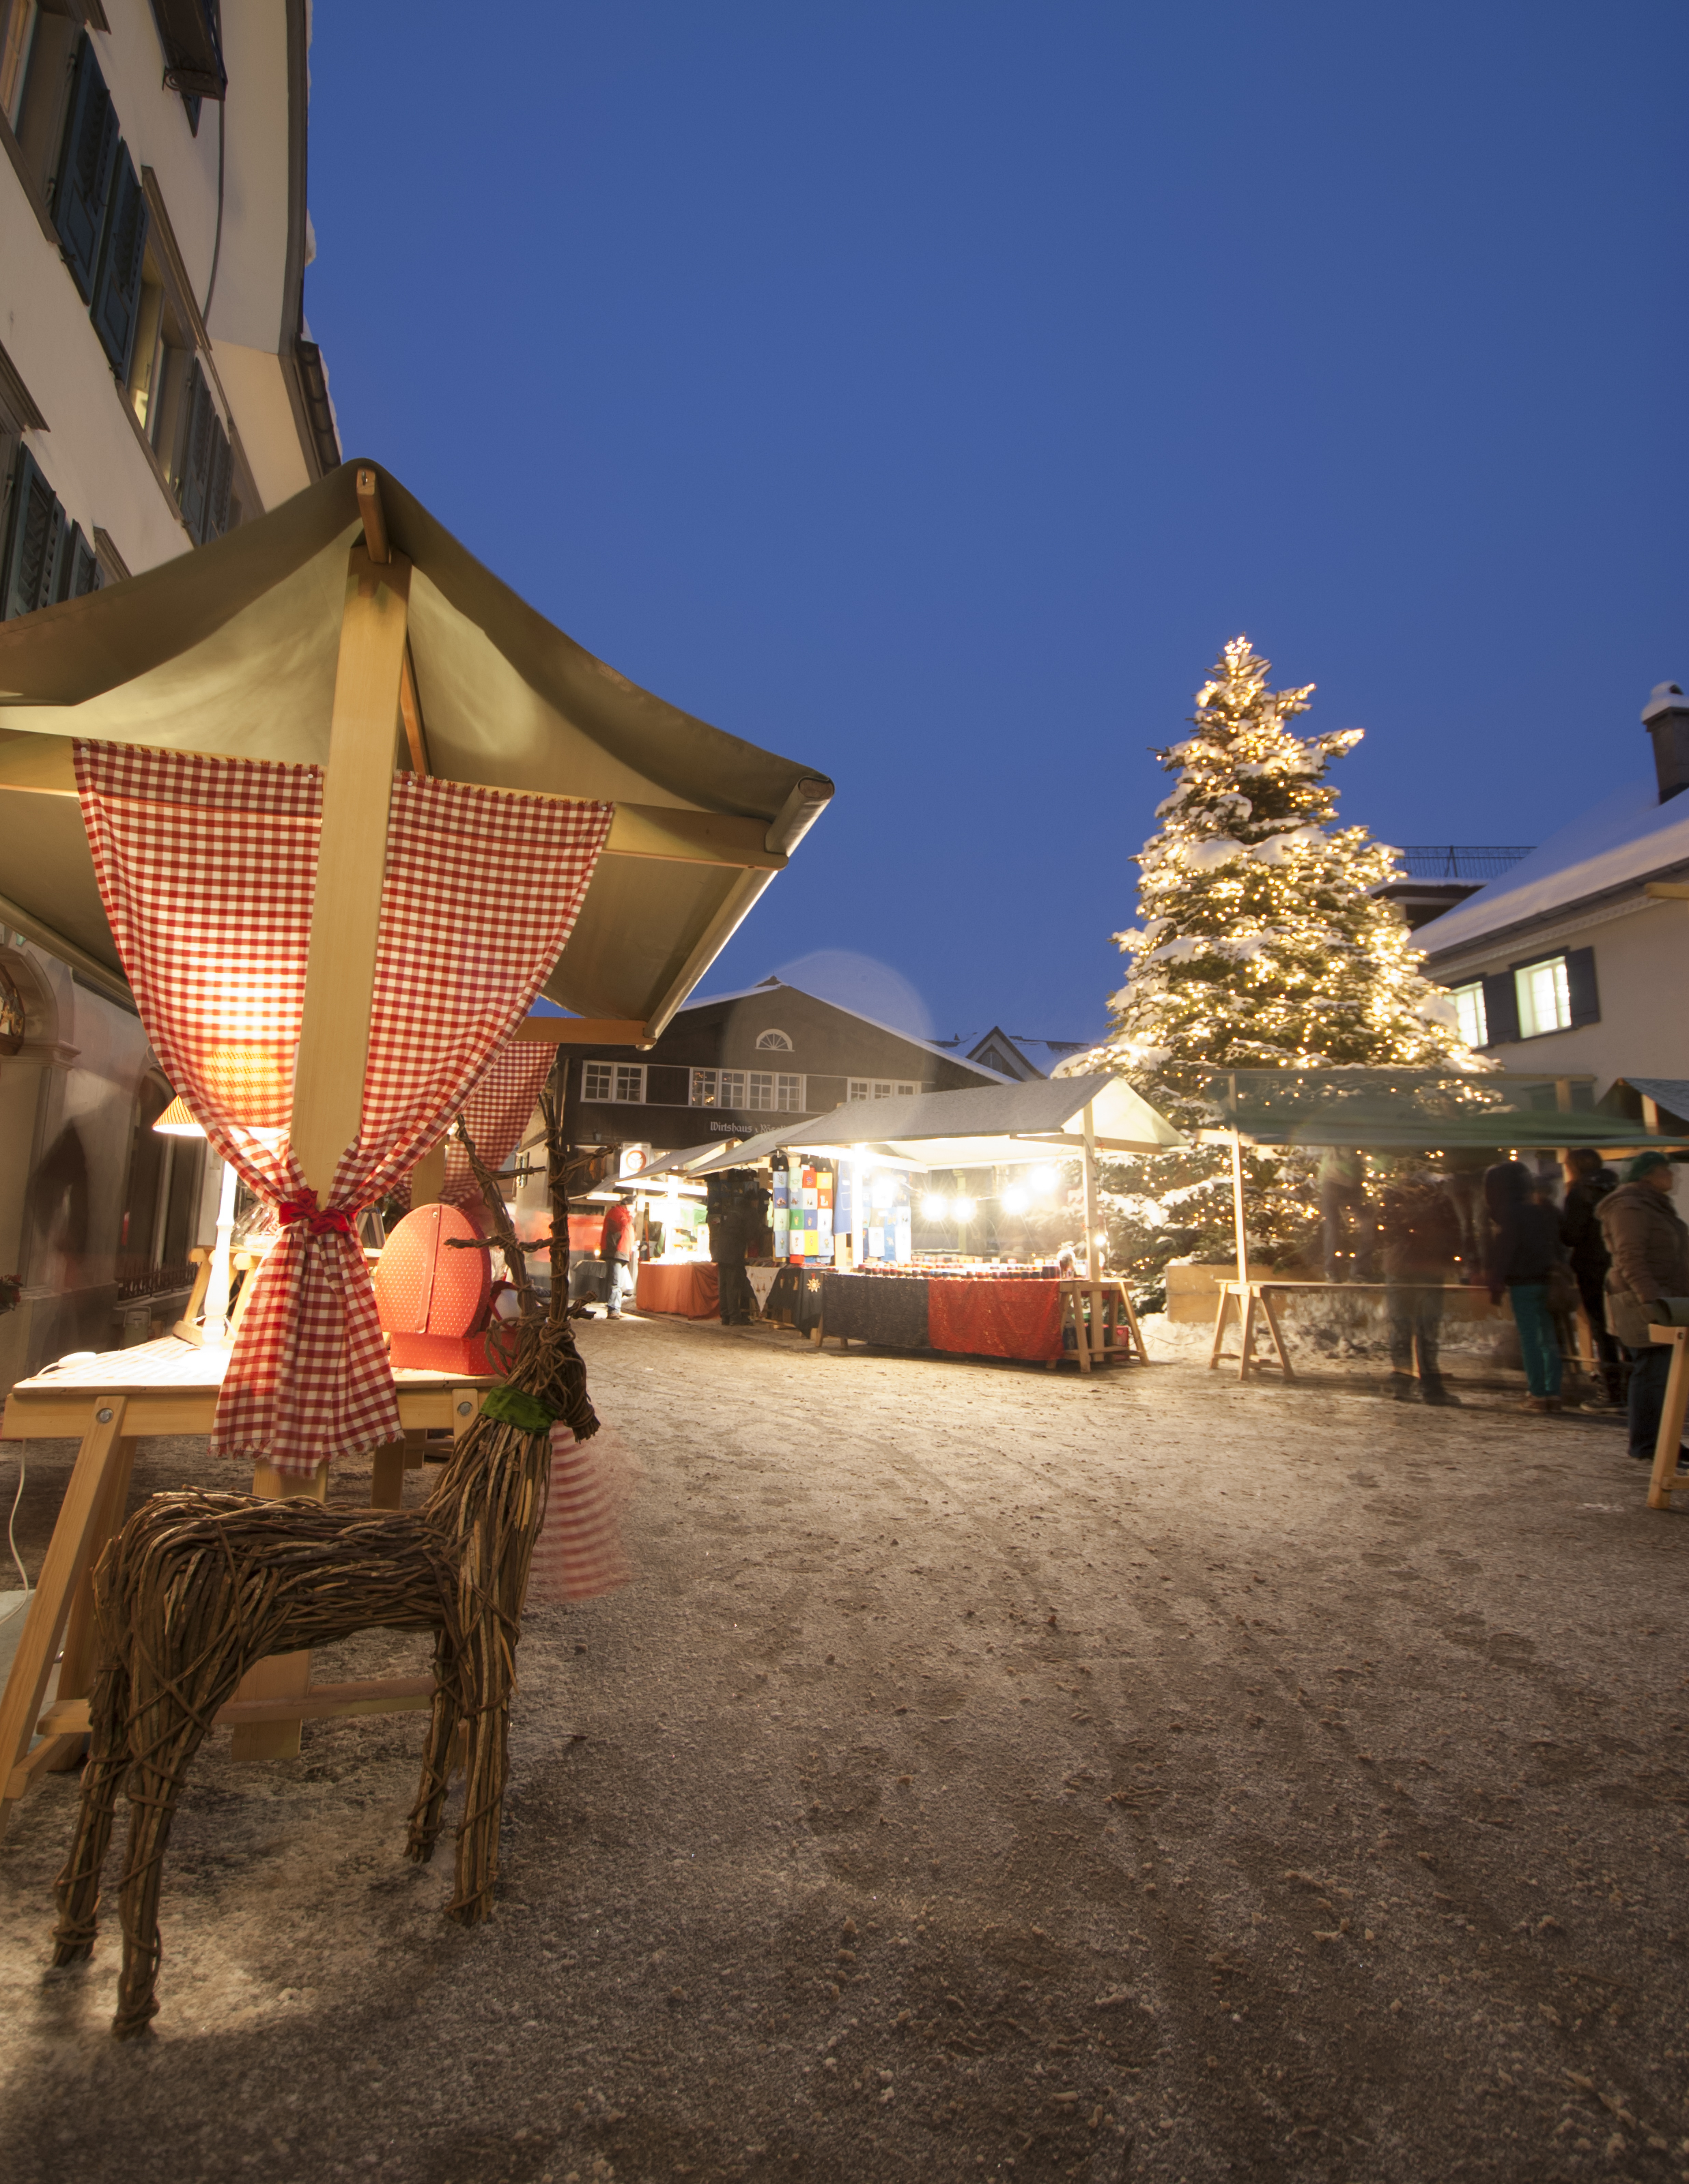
[1419,684,1689,1112]
[0,0,337,1387]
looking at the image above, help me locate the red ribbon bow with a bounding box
[277,1194,355,1238]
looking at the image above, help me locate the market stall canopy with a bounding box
[634,1143,728,1181]
[0,459,832,1036]
[1198,1068,1689,1151]
[683,1075,1187,1175]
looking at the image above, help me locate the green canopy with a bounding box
[1195,1068,1689,1152]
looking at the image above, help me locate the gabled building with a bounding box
[562,978,1012,1157]
[1418,683,1689,1095]
[965,1027,1045,1082]
[0,0,333,1389]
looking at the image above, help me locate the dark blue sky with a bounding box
[305,3,1688,1047]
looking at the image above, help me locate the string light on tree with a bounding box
[1073,636,1479,1284]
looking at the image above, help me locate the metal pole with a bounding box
[1231,1131,1249,1286]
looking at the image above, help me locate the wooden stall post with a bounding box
[229,537,411,1763]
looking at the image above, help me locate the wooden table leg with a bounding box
[229,1460,328,1762]
[1236,1288,1259,1382]
[1074,1288,1092,1374]
[1260,1291,1296,1382]
[0,1397,129,1836]
[1121,1289,1149,1363]
[1647,1329,1689,1511]
[369,1438,408,1509]
[43,1431,139,1772]
[1208,1286,1234,1370]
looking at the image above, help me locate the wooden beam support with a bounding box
[355,466,390,564]
[512,1015,651,1047]
[398,644,429,776]
[290,548,410,1195]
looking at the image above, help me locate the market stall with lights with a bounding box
[1197,1066,1689,1389]
[681,1076,1185,1370]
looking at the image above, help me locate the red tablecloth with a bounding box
[926,1277,1062,1361]
[636,1260,720,1318]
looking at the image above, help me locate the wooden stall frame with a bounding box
[1646,1321,1689,1512]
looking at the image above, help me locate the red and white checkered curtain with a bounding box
[441,1038,558,1210]
[76,741,612,1473]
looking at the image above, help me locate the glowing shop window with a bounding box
[1451,982,1488,1049]
[583,1062,614,1102]
[1514,956,1571,1039]
[690,1069,718,1107]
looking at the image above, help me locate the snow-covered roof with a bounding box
[1417,779,1689,959]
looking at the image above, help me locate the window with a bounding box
[756,1029,793,1051]
[582,1061,614,1103]
[1515,956,1572,1040]
[718,1070,746,1109]
[613,1063,644,1104]
[1451,981,1488,1049]
[584,1061,643,1103]
[750,1072,776,1111]
[777,1074,804,1111]
[1,447,97,620]
[867,1080,918,1100]
[690,1068,718,1107]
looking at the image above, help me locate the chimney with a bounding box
[1643,682,1689,804]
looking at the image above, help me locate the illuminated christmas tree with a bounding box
[1081,636,1474,1286]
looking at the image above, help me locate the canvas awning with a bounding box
[1196,1068,1689,1151]
[0,458,832,1036]
[681,1075,1186,1175]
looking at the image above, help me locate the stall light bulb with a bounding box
[952,1197,976,1223]
[1093,1230,1108,1249]
[1002,1186,1029,1215]
[922,1194,949,1221]
[1029,1166,1058,1195]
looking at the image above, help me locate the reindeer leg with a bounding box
[51,1647,131,1965]
[110,1676,225,2038]
[405,1625,461,1867]
[444,1616,512,1927]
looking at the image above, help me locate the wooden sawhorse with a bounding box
[1208,1280,1296,1382]
[1645,1321,1689,1512]
[0,1335,489,1840]
[1060,1278,1150,1373]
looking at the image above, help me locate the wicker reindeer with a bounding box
[51,1099,594,2039]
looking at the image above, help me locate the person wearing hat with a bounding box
[1596,1151,1689,1462]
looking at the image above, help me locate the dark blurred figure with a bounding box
[1596,1150,1689,1462]
[708,1169,764,1325]
[1561,1148,1621,1404]
[1380,1167,1462,1404]
[1319,1146,1372,1282]
[1484,1160,1565,1411]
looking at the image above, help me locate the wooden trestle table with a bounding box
[0,1335,493,1840]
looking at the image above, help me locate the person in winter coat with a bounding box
[1484,1160,1565,1410]
[1561,1148,1621,1404]
[1379,1168,1462,1404]
[1596,1150,1689,1461]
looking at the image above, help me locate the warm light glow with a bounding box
[1029,1165,1058,1194]
[922,1193,948,1221]
[1002,1185,1029,1215]
[152,1095,205,1138]
[952,1197,976,1223]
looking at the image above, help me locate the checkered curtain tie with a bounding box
[76,741,611,1472]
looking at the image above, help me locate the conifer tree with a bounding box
[1081,636,1475,1286]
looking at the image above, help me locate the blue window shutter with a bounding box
[53,36,119,302]
[91,146,150,375]
[201,418,231,541]
[174,361,214,538]
[1480,971,1519,1047]
[2,449,66,620]
[1565,946,1600,1027]
[53,524,98,602]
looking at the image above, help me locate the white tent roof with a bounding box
[681,1074,1184,1175]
